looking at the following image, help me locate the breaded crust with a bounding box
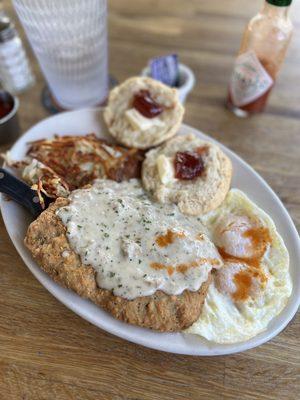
[24,198,211,332]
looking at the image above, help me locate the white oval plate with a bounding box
[1,108,299,356]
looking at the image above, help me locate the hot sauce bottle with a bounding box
[227,0,293,117]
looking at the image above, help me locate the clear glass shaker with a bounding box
[0,13,35,94]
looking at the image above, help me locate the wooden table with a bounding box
[1,1,299,399]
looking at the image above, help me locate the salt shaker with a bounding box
[0,14,34,94]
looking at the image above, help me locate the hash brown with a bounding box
[27,134,144,190]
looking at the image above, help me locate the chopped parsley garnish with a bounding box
[117,199,125,208]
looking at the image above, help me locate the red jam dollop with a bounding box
[174,151,205,180]
[132,90,163,118]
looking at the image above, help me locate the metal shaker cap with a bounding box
[0,15,16,43]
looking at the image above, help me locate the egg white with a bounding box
[186,189,292,344]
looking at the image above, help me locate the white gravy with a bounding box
[56,179,221,299]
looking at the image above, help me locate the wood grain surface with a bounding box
[0,1,299,399]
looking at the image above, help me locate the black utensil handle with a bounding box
[0,167,45,217]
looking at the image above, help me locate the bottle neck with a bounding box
[262,1,290,19]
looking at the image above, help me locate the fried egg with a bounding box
[186,189,292,344]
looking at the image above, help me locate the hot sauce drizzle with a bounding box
[232,270,253,301]
[150,258,221,276]
[217,225,272,301]
[155,229,185,247]
[218,226,271,269]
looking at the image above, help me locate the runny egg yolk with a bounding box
[214,215,271,261]
[214,214,272,302]
[214,261,267,302]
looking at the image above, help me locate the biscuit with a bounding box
[142,134,232,215]
[104,77,184,149]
